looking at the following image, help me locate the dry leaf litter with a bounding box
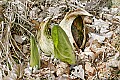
[0,0,120,80]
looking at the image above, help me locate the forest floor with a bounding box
[0,0,120,80]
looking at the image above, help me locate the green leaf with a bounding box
[52,25,76,64]
[30,36,40,69]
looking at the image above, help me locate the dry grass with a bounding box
[0,0,120,80]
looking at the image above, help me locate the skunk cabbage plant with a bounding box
[59,8,92,50]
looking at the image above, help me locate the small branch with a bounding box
[14,12,33,26]
[11,35,27,59]
[0,41,6,52]
[14,23,35,37]
[1,21,4,39]
[9,38,20,60]
[92,62,100,80]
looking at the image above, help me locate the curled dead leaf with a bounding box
[85,62,95,76]
[31,20,40,29]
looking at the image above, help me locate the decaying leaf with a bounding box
[71,65,84,79]
[85,62,95,76]
[0,5,4,22]
[112,0,120,8]
[89,33,105,43]
[31,20,40,29]
[30,36,40,69]
[59,9,92,50]
[3,71,17,80]
[14,35,27,44]
[81,46,95,61]
[56,62,68,76]
[81,40,104,62]
[3,64,24,80]
[52,25,76,64]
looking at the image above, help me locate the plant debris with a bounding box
[0,0,120,80]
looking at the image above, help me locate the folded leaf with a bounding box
[30,36,40,69]
[52,25,76,64]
